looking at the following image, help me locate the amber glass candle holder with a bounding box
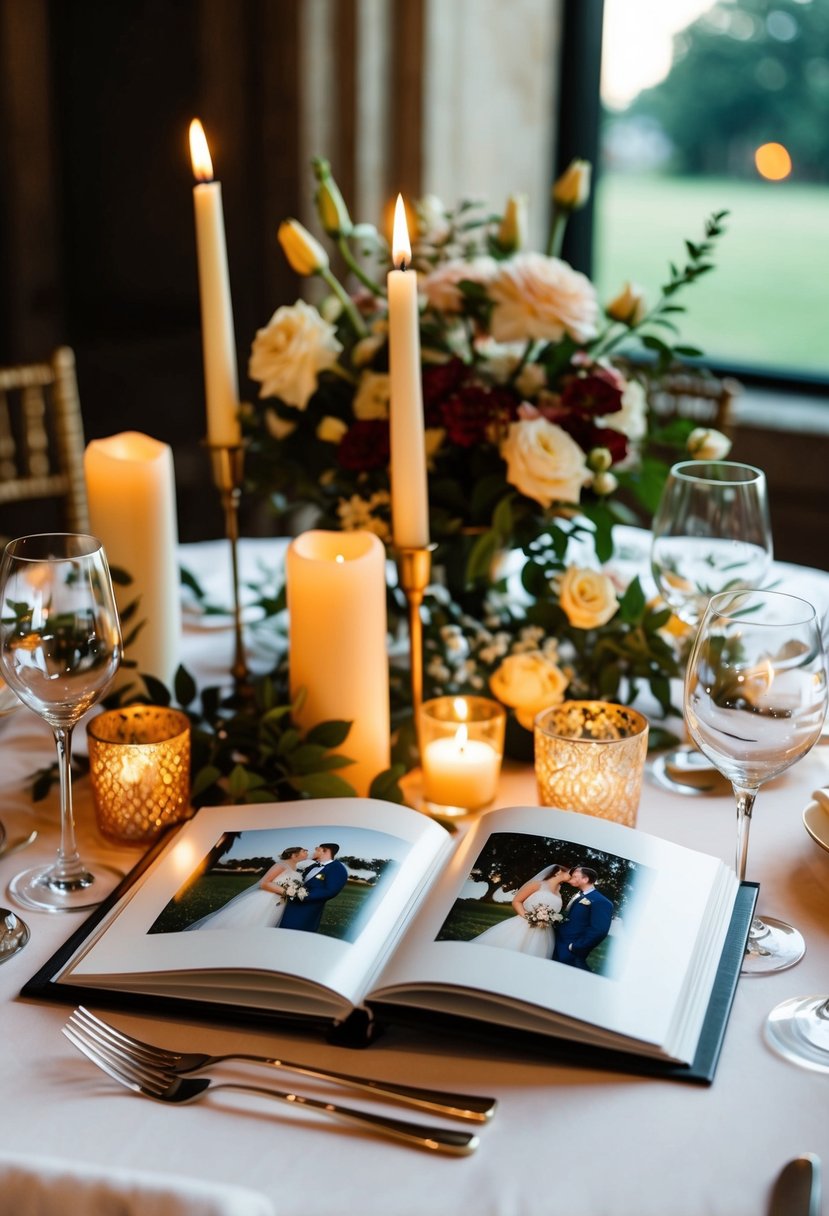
[534,701,649,827]
[87,705,192,845]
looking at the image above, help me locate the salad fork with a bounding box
[62,1017,480,1156]
[67,1006,495,1122]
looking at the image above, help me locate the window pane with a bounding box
[596,0,829,380]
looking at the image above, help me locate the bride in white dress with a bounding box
[472,864,568,958]
[185,846,309,931]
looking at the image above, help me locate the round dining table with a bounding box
[0,530,827,1216]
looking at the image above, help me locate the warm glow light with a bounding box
[453,697,469,721]
[392,194,412,268]
[755,142,792,182]
[455,723,469,751]
[335,554,345,563]
[189,118,214,182]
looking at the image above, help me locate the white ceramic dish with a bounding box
[802,796,829,854]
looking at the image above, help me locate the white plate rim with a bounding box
[802,800,829,854]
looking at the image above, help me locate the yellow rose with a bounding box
[552,159,591,210]
[559,567,619,629]
[316,416,348,444]
[687,427,732,460]
[497,193,528,252]
[277,219,329,276]
[606,281,647,326]
[490,652,569,731]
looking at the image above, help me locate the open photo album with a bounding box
[25,798,756,1083]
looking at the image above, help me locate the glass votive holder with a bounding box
[534,700,649,827]
[419,695,506,818]
[86,705,192,845]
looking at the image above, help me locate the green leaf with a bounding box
[174,665,197,707]
[369,764,406,804]
[619,577,647,623]
[191,764,223,798]
[305,719,352,748]
[291,772,357,799]
[141,674,171,706]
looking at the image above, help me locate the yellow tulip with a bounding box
[278,219,329,276]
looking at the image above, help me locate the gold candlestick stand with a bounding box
[396,544,435,741]
[205,442,251,697]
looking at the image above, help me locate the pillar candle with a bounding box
[422,727,502,810]
[387,194,429,549]
[189,118,241,447]
[286,530,390,796]
[84,432,181,690]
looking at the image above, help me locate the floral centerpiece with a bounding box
[244,158,729,747]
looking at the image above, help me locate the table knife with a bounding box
[769,1154,821,1216]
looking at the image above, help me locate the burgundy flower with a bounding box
[559,371,624,418]
[337,420,390,471]
[422,358,468,427]
[441,384,520,447]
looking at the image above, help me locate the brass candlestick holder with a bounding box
[205,441,250,696]
[395,544,435,740]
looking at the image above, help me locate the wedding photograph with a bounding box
[148,823,411,943]
[436,831,651,978]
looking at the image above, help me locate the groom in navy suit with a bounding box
[277,843,348,933]
[553,865,614,971]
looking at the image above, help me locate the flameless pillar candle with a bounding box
[84,432,181,689]
[286,530,390,795]
[189,118,241,446]
[388,194,429,549]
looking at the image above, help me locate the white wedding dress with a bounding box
[184,866,302,931]
[472,884,562,958]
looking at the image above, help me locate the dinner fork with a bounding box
[62,1018,479,1156]
[68,1006,495,1122]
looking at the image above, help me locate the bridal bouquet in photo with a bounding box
[243,157,729,743]
[281,876,308,902]
[525,904,564,929]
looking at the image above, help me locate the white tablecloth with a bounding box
[0,533,827,1216]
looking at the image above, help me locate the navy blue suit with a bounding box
[553,888,614,970]
[279,860,348,933]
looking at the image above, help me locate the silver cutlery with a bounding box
[0,828,38,860]
[62,1017,480,1156]
[770,1154,821,1216]
[0,907,30,962]
[68,1005,495,1123]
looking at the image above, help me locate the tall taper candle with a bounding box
[189,118,241,446]
[286,530,390,796]
[84,432,182,690]
[388,194,429,549]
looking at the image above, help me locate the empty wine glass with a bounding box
[766,995,829,1073]
[684,589,828,974]
[650,460,774,795]
[0,534,123,912]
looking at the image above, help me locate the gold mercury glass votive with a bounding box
[534,700,649,827]
[86,705,192,845]
[419,695,506,818]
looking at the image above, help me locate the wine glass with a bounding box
[684,588,828,974]
[0,533,123,912]
[650,460,774,794]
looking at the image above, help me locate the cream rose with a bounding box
[249,300,342,410]
[488,252,598,344]
[490,652,569,731]
[353,371,391,420]
[558,567,619,630]
[316,416,348,444]
[687,427,732,460]
[421,256,497,313]
[500,417,591,508]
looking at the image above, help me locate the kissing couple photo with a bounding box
[437,831,644,979]
[185,842,347,934]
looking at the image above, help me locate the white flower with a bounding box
[488,253,598,344]
[336,491,391,541]
[316,416,348,444]
[603,378,648,442]
[353,371,391,420]
[416,193,451,243]
[500,417,591,508]
[687,427,732,460]
[592,470,619,497]
[558,567,619,630]
[421,257,497,313]
[249,300,342,410]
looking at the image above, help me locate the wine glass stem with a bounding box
[734,784,758,883]
[51,724,88,885]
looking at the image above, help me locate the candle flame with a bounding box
[335,554,345,564]
[189,118,214,182]
[454,723,468,751]
[453,697,468,721]
[392,194,412,269]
